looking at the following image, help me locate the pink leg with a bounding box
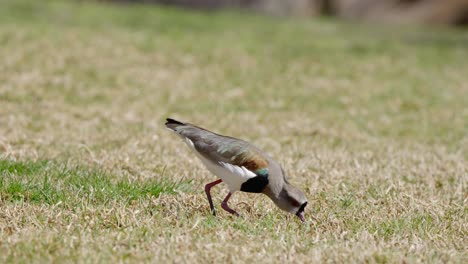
[221,192,239,217]
[205,179,222,215]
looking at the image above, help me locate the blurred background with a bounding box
[1,0,467,262]
[104,0,468,26]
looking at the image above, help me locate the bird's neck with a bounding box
[263,183,286,204]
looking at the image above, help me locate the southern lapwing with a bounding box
[165,118,308,222]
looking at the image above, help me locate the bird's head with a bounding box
[275,183,308,222]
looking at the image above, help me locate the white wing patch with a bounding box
[219,162,256,178]
[184,137,195,149]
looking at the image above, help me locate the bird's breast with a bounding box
[195,154,255,193]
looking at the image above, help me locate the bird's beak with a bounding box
[296,211,305,222]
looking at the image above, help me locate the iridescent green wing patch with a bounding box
[255,168,268,177]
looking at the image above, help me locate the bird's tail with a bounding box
[165,118,186,131]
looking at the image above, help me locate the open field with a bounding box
[0,0,467,262]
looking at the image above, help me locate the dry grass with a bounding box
[0,0,467,263]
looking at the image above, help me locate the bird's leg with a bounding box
[221,192,240,217]
[204,179,222,216]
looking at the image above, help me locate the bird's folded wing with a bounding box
[175,126,269,178]
[198,138,269,177]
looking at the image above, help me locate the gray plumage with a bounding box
[165,118,308,222]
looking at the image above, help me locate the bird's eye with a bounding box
[288,197,300,207]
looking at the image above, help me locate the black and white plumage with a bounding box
[165,118,308,222]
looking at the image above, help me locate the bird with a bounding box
[165,118,308,222]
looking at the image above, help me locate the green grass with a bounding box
[0,159,190,205]
[0,0,467,263]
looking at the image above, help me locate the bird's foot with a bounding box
[221,202,240,217]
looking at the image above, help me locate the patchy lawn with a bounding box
[0,0,466,262]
